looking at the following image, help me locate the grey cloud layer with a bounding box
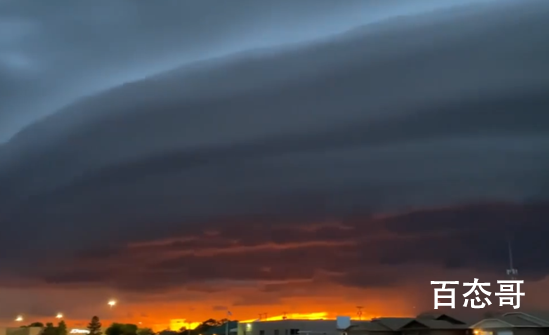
[0,0,548,280]
[0,0,490,141]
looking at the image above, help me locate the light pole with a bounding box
[108,300,117,323]
[225,310,232,335]
[187,307,194,335]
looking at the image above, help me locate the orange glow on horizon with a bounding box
[241,312,329,322]
[0,282,422,332]
[169,319,201,331]
[240,312,377,323]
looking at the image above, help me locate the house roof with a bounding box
[500,315,542,327]
[416,313,466,325]
[372,318,415,331]
[502,312,549,327]
[347,314,468,332]
[401,319,468,330]
[415,320,468,329]
[346,322,391,332]
[416,313,444,320]
[471,313,549,329]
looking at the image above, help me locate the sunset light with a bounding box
[241,312,329,322]
[169,319,201,331]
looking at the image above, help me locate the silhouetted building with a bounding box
[470,312,549,335]
[345,314,470,335]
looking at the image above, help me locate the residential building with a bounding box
[237,320,339,335]
[470,312,549,335]
[344,314,471,335]
[398,317,470,335]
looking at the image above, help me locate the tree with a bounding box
[43,323,58,335]
[106,323,138,335]
[88,316,102,335]
[137,328,154,335]
[106,323,124,335]
[192,319,220,335]
[123,324,138,335]
[22,322,45,328]
[58,320,68,335]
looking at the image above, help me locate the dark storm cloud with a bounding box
[0,0,483,142]
[13,203,549,294]
[0,0,548,291]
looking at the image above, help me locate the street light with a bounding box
[108,300,116,308]
[15,316,23,322]
[56,313,63,319]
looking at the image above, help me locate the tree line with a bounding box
[174,318,233,335]
[21,316,233,335]
[20,320,68,335]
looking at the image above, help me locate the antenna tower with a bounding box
[506,238,518,280]
[356,306,363,320]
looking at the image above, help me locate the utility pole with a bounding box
[226,310,232,335]
[506,239,518,280]
[356,306,363,320]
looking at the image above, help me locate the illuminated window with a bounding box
[474,330,493,335]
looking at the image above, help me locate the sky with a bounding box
[0,0,549,331]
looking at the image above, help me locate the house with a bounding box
[344,314,470,335]
[346,319,401,335]
[470,312,549,335]
[398,318,471,335]
[416,314,467,326]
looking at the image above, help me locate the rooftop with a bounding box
[471,312,549,329]
[346,313,469,332]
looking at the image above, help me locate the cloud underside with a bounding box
[0,0,548,294]
[6,203,549,296]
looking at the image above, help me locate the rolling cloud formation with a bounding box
[0,0,548,307]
